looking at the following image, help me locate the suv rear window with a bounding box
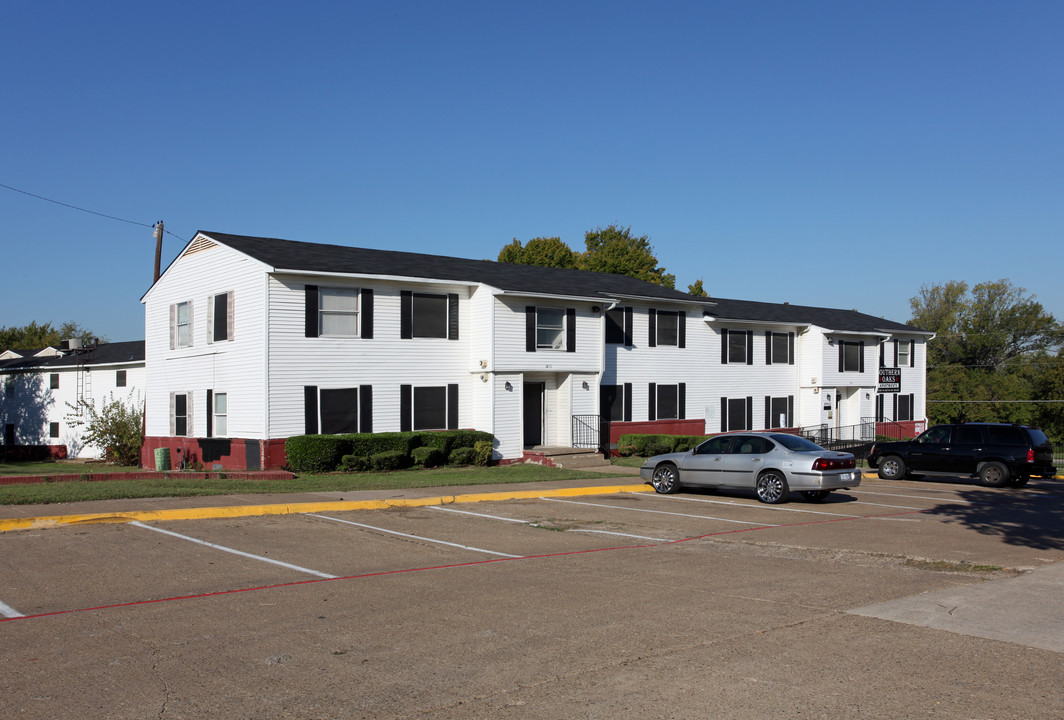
[984,426,1025,445]
[1027,428,1050,446]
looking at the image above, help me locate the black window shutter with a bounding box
[304,386,319,435]
[206,389,214,438]
[566,308,576,352]
[648,309,657,347]
[876,394,884,422]
[765,331,773,365]
[678,312,686,348]
[525,306,536,352]
[678,383,686,419]
[720,397,728,432]
[624,307,633,347]
[910,342,916,367]
[859,342,866,373]
[745,397,753,430]
[400,385,412,432]
[764,396,771,427]
[839,343,845,372]
[788,333,795,365]
[746,331,754,365]
[721,329,729,364]
[361,289,374,339]
[359,385,373,433]
[447,384,459,429]
[305,285,319,338]
[892,393,898,420]
[400,291,413,339]
[787,396,794,426]
[879,342,885,368]
[648,383,657,421]
[893,340,898,367]
[623,382,632,422]
[448,294,459,340]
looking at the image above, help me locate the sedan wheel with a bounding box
[755,471,790,504]
[651,463,681,494]
[801,490,831,502]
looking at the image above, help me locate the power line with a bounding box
[0,182,184,239]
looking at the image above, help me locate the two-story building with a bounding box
[139,231,931,470]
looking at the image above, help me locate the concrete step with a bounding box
[523,447,614,469]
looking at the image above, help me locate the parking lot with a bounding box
[2,475,1064,718]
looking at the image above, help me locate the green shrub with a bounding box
[370,450,412,472]
[472,440,494,466]
[286,435,354,473]
[448,447,476,466]
[644,441,673,456]
[412,446,446,468]
[347,432,420,457]
[339,454,370,472]
[673,435,711,452]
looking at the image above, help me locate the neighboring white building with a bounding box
[139,231,932,470]
[0,341,145,459]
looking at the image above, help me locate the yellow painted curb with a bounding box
[0,484,655,533]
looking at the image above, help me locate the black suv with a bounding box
[867,423,1056,487]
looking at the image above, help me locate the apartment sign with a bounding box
[878,367,901,393]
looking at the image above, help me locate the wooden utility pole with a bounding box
[153,221,164,283]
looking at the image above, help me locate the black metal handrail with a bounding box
[571,414,602,452]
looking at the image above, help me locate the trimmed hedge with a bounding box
[448,447,476,466]
[286,430,497,473]
[412,446,446,468]
[617,433,712,457]
[370,450,412,472]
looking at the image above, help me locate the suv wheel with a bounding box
[877,455,906,480]
[978,461,1010,488]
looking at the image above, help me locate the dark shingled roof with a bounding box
[0,341,144,371]
[198,231,927,335]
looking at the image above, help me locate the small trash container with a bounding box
[154,447,171,471]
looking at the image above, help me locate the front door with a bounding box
[523,382,545,447]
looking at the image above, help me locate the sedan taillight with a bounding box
[813,457,856,471]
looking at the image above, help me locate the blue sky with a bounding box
[2,1,1061,343]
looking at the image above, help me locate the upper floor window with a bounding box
[839,341,865,373]
[50,373,59,390]
[721,329,753,365]
[526,306,575,352]
[605,307,632,346]
[898,340,912,367]
[4,378,13,398]
[209,291,235,343]
[116,370,127,387]
[649,310,685,348]
[171,301,193,349]
[766,332,794,365]
[306,285,374,339]
[401,291,458,340]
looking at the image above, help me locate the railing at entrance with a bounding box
[799,420,876,448]
[571,414,605,454]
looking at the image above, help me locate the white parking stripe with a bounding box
[130,521,338,579]
[567,529,671,542]
[855,490,976,504]
[429,504,673,542]
[306,514,521,558]
[847,500,923,510]
[541,497,778,526]
[0,599,24,618]
[428,506,527,523]
[659,494,864,518]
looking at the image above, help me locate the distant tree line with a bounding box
[0,321,101,349]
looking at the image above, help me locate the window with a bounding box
[955,425,981,444]
[766,332,794,365]
[116,370,127,387]
[600,383,632,422]
[839,341,865,373]
[649,383,684,420]
[695,435,734,454]
[172,392,190,437]
[306,286,374,339]
[720,396,753,432]
[985,425,1026,446]
[304,385,373,434]
[50,373,59,389]
[401,291,458,340]
[764,396,794,428]
[649,310,684,347]
[605,307,632,346]
[49,422,59,439]
[4,378,12,398]
[171,301,193,349]
[897,340,912,367]
[212,392,228,437]
[537,308,566,349]
[209,291,235,343]
[896,393,914,422]
[721,329,753,364]
[400,384,458,431]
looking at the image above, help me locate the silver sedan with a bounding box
[639,432,860,503]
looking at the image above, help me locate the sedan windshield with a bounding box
[771,434,825,452]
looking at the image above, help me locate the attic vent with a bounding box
[185,237,217,256]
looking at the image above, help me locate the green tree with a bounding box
[909,280,1064,426]
[67,393,144,466]
[580,225,675,288]
[687,278,708,297]
[0,321,100,349]
[497,236,578,268]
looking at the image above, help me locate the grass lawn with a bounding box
[0,460,147,476]
[0,463,631,505]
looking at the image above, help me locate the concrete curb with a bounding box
[0,483,655,534]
